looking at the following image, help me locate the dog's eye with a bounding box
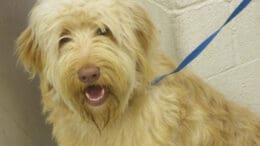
[96,27,111,36]
[59,36,72,47]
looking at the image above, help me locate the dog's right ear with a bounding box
[16,26,43,78]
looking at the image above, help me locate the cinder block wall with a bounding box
[137,0,260,113]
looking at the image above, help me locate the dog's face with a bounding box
[17,0,157,127]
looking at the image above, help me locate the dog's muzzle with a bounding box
[77,65,109,106]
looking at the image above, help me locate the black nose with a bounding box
[78,65,100,83]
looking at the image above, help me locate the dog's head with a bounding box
[17,0,157,127]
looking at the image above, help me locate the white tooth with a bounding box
[86,93,90,99]
[101,88,105,96]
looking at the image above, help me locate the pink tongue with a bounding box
[86,86,103,99]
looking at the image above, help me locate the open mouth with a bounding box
[84,85,108,106]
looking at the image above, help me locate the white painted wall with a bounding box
[137,0,260,114]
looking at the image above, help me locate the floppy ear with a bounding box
[130,4,158,51]
[16,26,43,78]
[123,4,158,81]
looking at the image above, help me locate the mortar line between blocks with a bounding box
[147,0,225,16]
[206,58,260,81]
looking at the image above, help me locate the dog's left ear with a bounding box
[130,4,158,51]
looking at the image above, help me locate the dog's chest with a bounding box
[52,110,173,146]
[79,119,168,146]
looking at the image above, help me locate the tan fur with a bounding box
[16,0,260,146]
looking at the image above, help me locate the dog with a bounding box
[16,0,260,146]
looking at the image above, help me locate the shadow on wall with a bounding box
[0,0,56,146]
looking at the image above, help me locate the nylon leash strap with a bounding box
[151,0,252,85]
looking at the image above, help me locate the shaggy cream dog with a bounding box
[17,0,260,146]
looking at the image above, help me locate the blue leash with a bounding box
[152,0,252,85]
